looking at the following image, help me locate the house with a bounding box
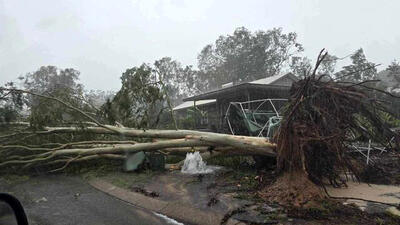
[173,73,298,132]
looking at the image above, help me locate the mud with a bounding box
[326,181,400,213]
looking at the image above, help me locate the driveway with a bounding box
[0,175,181,225]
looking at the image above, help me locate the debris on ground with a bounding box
[130,186,159,198]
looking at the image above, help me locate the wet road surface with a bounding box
[0,175,175,225]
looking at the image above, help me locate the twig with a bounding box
[333,64,381,81]
[49,155,81,173]
[311,48,328,77]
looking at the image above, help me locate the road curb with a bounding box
[89,179,245,225]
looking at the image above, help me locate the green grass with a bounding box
[102,170,161,189]
[207,156,254,170]
[165,155,185,164]
[62,158,123,179]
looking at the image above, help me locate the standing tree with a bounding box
[85,90,115,110]
[21,66,88,127]
[197,27,304,89]
[0,82,23,123]
[387,60,400,88]
[380,60,400,115]
[154,57,200,105]
[336,48,377,82]
[318,53,338,76]
[105,64,165,128]
[290,53,338,78]
[290,56,312,78]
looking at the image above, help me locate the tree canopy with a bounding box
[387,60,400,87]
[0,82,23,122]
[197,27,304,89]
[335,48,377,82]
[18,66,93,127]
[103,64,165,128]
[154,57,200,105]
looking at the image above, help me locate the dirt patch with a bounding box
[259,172,325,207]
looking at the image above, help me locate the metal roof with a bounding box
[172,99,216,111]
[184,73,297,101]
[249,73,291,85]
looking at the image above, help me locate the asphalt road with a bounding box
[0,175,178,225]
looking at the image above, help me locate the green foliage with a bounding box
[197,27,304,89]
[380,111,400,127]
[99,98,117,124]
[318,53,339,76]
[20,66,91,128]
[165,155,185,164]
[177,107,205,129]
[208,156,254,170]
[387,60,400,87]
[290,56,312,78]
[354,111,400,142]
[102,58,202,129]
[336,48,377,82]
[103,170,160,189]
[105,64,165,128]
[289,53,338,78]
[64,158,122,178]
[84,89,115,109]
[154,57,200,105]
[0,82,23,122]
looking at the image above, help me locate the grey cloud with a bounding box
[1,0,400,91]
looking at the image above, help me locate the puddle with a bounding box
[327,181,400,213]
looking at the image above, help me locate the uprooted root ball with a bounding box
[262,50,397,206]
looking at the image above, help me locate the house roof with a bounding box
[249,73,295,85]
[184,73,297,101]
[173,99,216,111]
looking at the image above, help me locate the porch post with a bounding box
[193,100,196,129]
[246,88,251,110]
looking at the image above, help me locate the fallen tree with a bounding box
[0,121,276,171]
[0,84,277,171]
[259,50,398,206]
[1,50,399,208]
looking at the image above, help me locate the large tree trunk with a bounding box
[0,123,276,170]
[41,125,277,155]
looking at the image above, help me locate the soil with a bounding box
[258,171,325,207]
[101,166,400,225]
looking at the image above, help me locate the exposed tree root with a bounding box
[263,49,398,207]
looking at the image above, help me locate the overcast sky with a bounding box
[1,0,399,91]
